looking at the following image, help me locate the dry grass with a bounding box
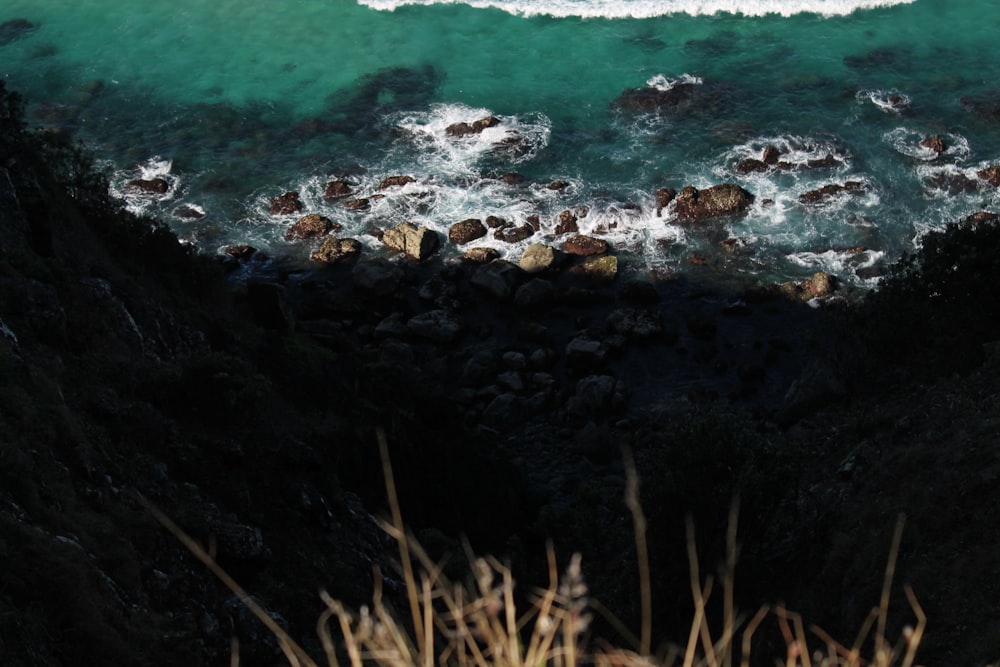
[144,428,928,667]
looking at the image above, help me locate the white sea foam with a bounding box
[883,128,971,162]
[646,73,703,91]
[856,89,910,113]
[109,156,179,216]
[357,0,916,19]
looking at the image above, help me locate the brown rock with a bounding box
[555,210,579,235]
[548,180,570,190]
[494,224,535,243]
[125,178,170,195]
[445,116,501,137]
[977,165,1000,187]
[500,172,526,185]
[964,211,1000,226]
[324,180,354,200]
[378,175,417,190]
[382,222,439,261]
[798,181,863,205]
[655,187,677,217]
[270,191,303,215]
[762,145,781,165]
[563,235,609,256]
[485,215,508,229]
[735,158,769,174]
[343,198,371,211]
[224,244,257,260]
[920,136,947,153]
[448,218,488,245]
[462,247,502,264]
[285,213,338,241]
[673,183,755,222]
[310,237,362,264]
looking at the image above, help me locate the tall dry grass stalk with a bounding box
[145,430,927,667]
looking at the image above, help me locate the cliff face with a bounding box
[3,79,1000,667]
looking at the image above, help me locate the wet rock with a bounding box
[977,165,1000,187]
[485,215,507,229]
[343,198,371,211]
[734,158,769,174]
[611,82,703,114]
[797,181,863,205]
[378,175,416,190]
[462,247,501,264]
[269,191,303,215]
[964,211,1000,227]
[224,244,257,260]
[555,210,579,235]
[567,375,624,416]
[382,222,439,261]
[672,183,755,222]
[562,235,608,257]
[762,145,781,164]
[125,178,170,195]
[0,18,36,46]
[921,136,947,153]
[310,237,362,264]
[406,310,464,343]
[493,223,535,244]
[924,172,979,194]
[519,243,558,274]
[569,255,618,282]
[445,116,501,137]
[173,204,205,220]
[448,218,487,245]
[655,187,677,216]
[805,154,843,169]
[285,213,338,241]
[324,180,354,200]
[777,271,838,301]
[500,172,526,185]
[352,258,403,296]
[547,180,570,191]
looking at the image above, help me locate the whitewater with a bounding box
[2,0,999,288]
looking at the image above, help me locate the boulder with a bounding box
[224,244,257,260]
[485,215,507,229]
[672,184,755,222]
[323,180,353,200]
[493,223,534,243]
[352,258,403,296]
[513,279,557,308]
[924,172,979,194]
[777,271,838,301]
[378,175,416,190]
[569,255,618,282]
[562,235,608,257]
[269,191,303,215]
[462,247,501,264]
[519,243,558,273]
[343,198,371,211]
[382,222,439,261]
[605,308,663,340]
[0,18,36,46]
[920,136,947,154]
[797,181,863,205]
[285,213,338,241]
[406,310,465,343]
[655,187,677,216]
[310,237,362,264]
[548,180,570,191]
[977,165,1000,187]
[445,116,501,137]
[471,260,523,300]
[125,178,170,195]
[500,172,526,185]
[964,211,1000,227]
[555,210,579,235]
[448,218,487,245]
[734,158,769,174]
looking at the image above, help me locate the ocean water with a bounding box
[3,0,1000,287]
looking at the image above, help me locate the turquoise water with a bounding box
[3,0,1000,286]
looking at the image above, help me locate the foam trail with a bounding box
[357,0,917,18]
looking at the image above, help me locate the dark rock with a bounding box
[269,191,303,215]
[547,180,570,190]
[461,247,501,264]
[562,235,609,256]
[485,215,507,229]
[762,145,781,164]
[343,198,371,211]
[125,178,170,195]
[605,308,663,340]
[513,279,557,308]
[500,172,526,185]
[471,260,523,300]
[246,281,294,332]
[352,258,403,295]
[611,82,702,113]
[805,154,843,169]
[285,213,338,241]
[445,116,501,137]
[977,165,1000,187]
[383,222,439,261]
[0,18,36,46]
[448,218,487,245]
[224,244,257,260]
[735,158,769,174]
[555,210,579,235]
[924,172,980,194]
[672,183,755,222]
[920,136,947,154]
[655,187,677,217]
[798,181,864,205]
[378,175,416,190]
[494,223,535,244]
[406,310,464,343]
[173,204,205,220]
[324,180,354,200]
[964,211,1000,227]
[310,237,362,264]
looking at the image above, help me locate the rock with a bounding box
[569,375,624,415]
[797,181,864,205]
[310,237,362,264]
[500,172,526,185]
[569,255,618,282]
[471,260,523,301]
[462,247,501,264]
[352,258,403,296]
[605,308,663,340]
[513,279,557,308]
[762,145,781,164]
[555,210,579,235]
[735,158,769,174]
[125,178,170,195]
[460,351,499,387]
[324,180,353,200]
[673,183,755,222]
[378,175,416,190]
[285,213,338,241]
[173,204,205,220]
[406,310,465,343]
[224,244,257,260]
[382,222,440,261]
[0,18,36,46]
[562,235,608,257]
[448,218,487,245]
[777,271,838,301]
[482,393,522,429]
[269,191,303,215]
[548,180,570,190]
[445,116,501,137]
[519,243,558,274]
[964,211,1000,227]
[920,136,947,153]
[343,198,371,211]
[977,165,1000,187]
[493,223,534,243]
[485,215,507,229]
[806,154,843,169]
[565,337,605,365]
[611,82,703,113]
[655,187,677,216]
[924,172,980,194]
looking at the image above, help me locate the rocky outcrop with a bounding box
[445,116,500,137]
[977,165,1000,187]
[383,222,439,261]
[562,235,608,256]
[125,178,170,195]
[449,218,487,245]
[310,237,362,263]
[493,223,535,244]
[378,175,417,190]
[352,257,403,295]
[471,260,523,300]
[270,191,303,215]
[655,187,677,217]
[672,184,755,222]
[612,82,702,113]
[324,180,354,200]
[921,136,947,154]
[798,181,863,205]
[776,271,838,300]
[462,247,501,264]
[555,210,579,235]
[285,213,339,241]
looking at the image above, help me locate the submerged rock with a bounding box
[445,116,500,137]
[0,18,36,46]
[562,235,609,257]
